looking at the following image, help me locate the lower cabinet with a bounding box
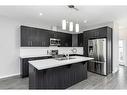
[20,56,52,78]
[29,62,87,89]
[20,58,29,78]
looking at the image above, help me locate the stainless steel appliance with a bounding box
[50,50,58,58]
[88,38,106,75]
[50,38,60,46]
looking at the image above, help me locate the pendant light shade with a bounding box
[69,22,73,31]
[75,24,79,33]
[62,20,79,33]
[62,19,66,30]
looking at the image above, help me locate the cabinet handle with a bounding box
[41,42,45,46]
[28,41,30,46]
[31,41,32,46]
[42,42,43,46]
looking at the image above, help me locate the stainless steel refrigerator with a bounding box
[88,38,106,75]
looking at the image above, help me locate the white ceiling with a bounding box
[0,6,127,31]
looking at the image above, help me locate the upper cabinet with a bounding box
[20,26,72,47]
[72,34,78,47]
[72,33,83,47]
[83,27,108,39]
[21,26,50,47]
[78,33,83,47]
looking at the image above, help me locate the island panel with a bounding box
[29,61,88,89]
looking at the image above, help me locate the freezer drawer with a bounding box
[88,61,106,75]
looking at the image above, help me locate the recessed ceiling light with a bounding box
[39,13,43,16]
[84,20,87,23]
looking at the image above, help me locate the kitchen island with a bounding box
[29,56,93,89]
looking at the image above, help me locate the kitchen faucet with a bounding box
[64,53,70,59]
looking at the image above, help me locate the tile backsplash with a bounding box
[20,47,83,58]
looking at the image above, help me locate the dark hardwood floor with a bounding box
[0,66,126,89]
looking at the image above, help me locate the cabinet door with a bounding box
[65,34,72,47]
[61,33,72,47]
[39,29,50,47]
[78,33,83,47]
[30,28,50,47]
[21,58,29,78]
[83,31,89,39]
[58,32,65,47]
[83,31,89,56]
[72,34,78,47]
[99,29,107,38]
[30,28,40,46]
[21,27,29,46]
[49,31,57,38]
[21,26,40,47]
[89,30,98,39]
[21,26,33,47]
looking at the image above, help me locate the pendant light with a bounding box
[62,5,80,32]
[62,19,66,30]
[75,23,79,33]
[69,22,73,31]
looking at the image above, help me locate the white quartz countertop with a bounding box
[20,55,52,58]
[29,56,94,70]
[20,54,84,58]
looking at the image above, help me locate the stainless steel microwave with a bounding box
[50,38,60,46]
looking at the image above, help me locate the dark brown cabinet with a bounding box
[49,31,57,38]
[62,33,72,47]
[21,26,72,47]
[78,33,83,47]
[72,33,83,47]
[72,34,78,47]
[30,28,40,46]
[20,56,52,78]
[29,62,87,89]
[21,26,32,46]
[20,58,29,78]
[49,31,72,47]
[21,26,49,47]
[83,26,112,75]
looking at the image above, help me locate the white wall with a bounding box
[112,22,119,73]
[0,16,59,79]
[119,27,127,40]
[0,17,20,78]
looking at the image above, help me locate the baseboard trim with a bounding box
[0,74,20,81]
